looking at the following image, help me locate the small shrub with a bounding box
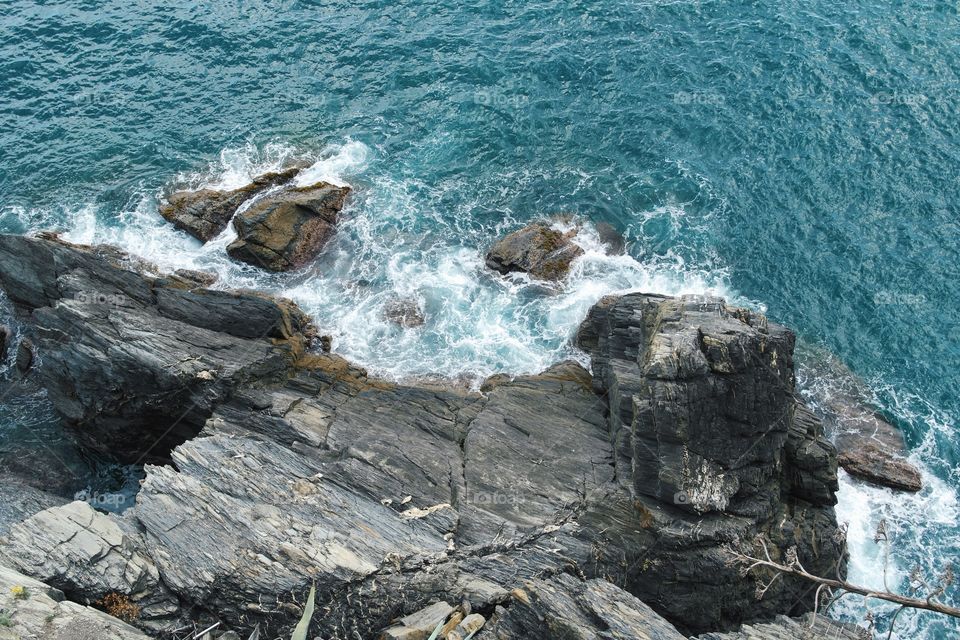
[10,586,28,600]
[0,609,11,627]
[95,593,141,623]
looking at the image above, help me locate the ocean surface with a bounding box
[1,1,958,637]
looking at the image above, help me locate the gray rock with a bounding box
[0,324,10,362]
[159,167,302,242]
[485,222,583,281]
[594,221,625,255]
[0,477,67,537]
[227,181,351,272]
[694,613,869,640]
[0,564,149,639]
[15,337,32,374]
[481,573,685,639]
[0,234,315,462]
[379,601,455,640]
[575,292,845,632]
[0,239,844,638]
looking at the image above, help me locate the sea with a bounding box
[0,1,958,637]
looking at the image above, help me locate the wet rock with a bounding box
[813,359,924,492]
[0,234,315,462]
[15,337,33,374]
[595,221,625,255]
[227,181,351,272]
[0,564,150,639]
[838,445,922,492]
[485,222,583,281]
[383,297,426,328]
[159,167,302,242]
[0,324,10,361]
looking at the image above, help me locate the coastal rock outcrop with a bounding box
[485,222,583,281]
[0,233,315,462]
[159,166,302,242]
[226,181,351,271]
[0,235,844,637]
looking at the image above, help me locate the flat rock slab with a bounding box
[838,444,922,492]
[227,181,351,271]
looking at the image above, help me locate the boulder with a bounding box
[159,166,302,242]
[0,564,150,639]
[0,324,10,361]
[383,297,426,328]
[485,222,583,281]
[227,181,351,272]
[14,337,33,374]
[838,445,922,492]
[813,359,923,492]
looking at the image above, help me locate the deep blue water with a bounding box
[1,1,958,636]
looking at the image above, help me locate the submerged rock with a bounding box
[159,166,302,242]
[227,181,351,271]
[0,324,10,361]
[0,238,844,637]
[383,296,426,328]
[595,221,625,255]
[485,222,583,281]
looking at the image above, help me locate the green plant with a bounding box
[10,585,28,600]
[290,584,315,640]
[0,609,12,627]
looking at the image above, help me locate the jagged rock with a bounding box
[0,240,844,638]
[694,613,869,639]
[383,297,426,328]
[0,477,67,536]
[0,501,180,631]
[159,167,302,242]
[576,292,844,632]
[481,573,684,639]
[227,181,351,271]
[0,234,315,462]
[485,222,583,281]
[0,564,149,639]
[173,268,219,288]
[14,337,32,374]
[594,221,625,255]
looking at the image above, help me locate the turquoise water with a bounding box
[1,1,958,636]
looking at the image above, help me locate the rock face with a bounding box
[0,236,844,638]
[485,222,583,281]
[0,234,315,462]
[226,181,351,272]
[575,292,844,631]
[694,613,869,640]
[0,564,149,640]
[159,167,301,242]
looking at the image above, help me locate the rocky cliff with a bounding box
[0,234,846,639]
